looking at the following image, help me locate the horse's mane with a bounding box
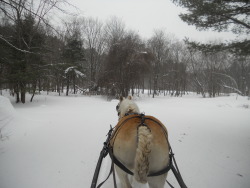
[119,97,140,119]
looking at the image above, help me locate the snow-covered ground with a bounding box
[0,92,250,188]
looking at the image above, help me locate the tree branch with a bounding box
[0,34,33,53]
[222,15,250,30]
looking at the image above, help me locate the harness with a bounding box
[109,113,173,177]
[91,113,188,188]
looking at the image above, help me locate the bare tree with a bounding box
[168,40,188,96]
[82,17,105,93]
[186,39,246,97]
[104,16,126,49]
[147,29,170,97]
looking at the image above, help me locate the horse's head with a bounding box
[116,96,140,119]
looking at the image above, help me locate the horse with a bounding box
[110,96,170,188]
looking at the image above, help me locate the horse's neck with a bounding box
[126,102,139,113]
[121,101,139,117]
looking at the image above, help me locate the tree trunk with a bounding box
[73,74,76,94]
[38,79,41,94]
[57,81,61,96]
[66,76,70,96]
[30,83,36,102]
[131,84,134,96]
[16,92,20,103]
[61,82,64,93]
[21,88,25,103]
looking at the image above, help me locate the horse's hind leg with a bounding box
[148,173,167,188]
[115,166,132,188]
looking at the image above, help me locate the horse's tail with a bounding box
[134,126,152,183]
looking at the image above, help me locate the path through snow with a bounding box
[0,93,250,188]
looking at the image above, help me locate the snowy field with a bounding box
[0,92,250,188]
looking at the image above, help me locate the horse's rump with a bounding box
[110,114,170,183]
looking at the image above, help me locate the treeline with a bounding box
[0,1,249,103]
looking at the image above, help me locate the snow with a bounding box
[65,66,76,74]
[0,96,16,143]
[0,96,15,128]
[0,93,250,188]
[74,70,86,78]
[65,67,85,78]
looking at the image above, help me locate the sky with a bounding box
[65,0,238,43]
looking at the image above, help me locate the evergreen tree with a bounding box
[172,0,250,55]
[10,14,45,103]
[63,24,85,95]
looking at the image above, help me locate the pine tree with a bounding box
[172,0,250,55]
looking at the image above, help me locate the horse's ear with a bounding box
[128,96,132,100]
[120,96,124,101]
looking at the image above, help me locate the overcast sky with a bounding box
[66,0,238,42]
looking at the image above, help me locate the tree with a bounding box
[5,13,46,103]
[147,30,167,97]
[172,0,250,33]
[62,17,85,96]
[0,19,12,94]
[172,0,250,55]
[40,33,65,96]
[0,0,73,51]
[0,0,73,102]
[82,17,105,92]
[19,14,46,102]
[168,40,188,96]
[104,16,126,48]
[185,39,247,97]
[98,17,126,97]
[228,56,250,95]
[99,23,149,98]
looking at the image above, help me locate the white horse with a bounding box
[110,96,170,188]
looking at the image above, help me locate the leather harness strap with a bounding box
[94,113,188,188]
[109,146,174,177]
[109,113,173,177]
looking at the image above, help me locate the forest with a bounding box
[0,0,249,103]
